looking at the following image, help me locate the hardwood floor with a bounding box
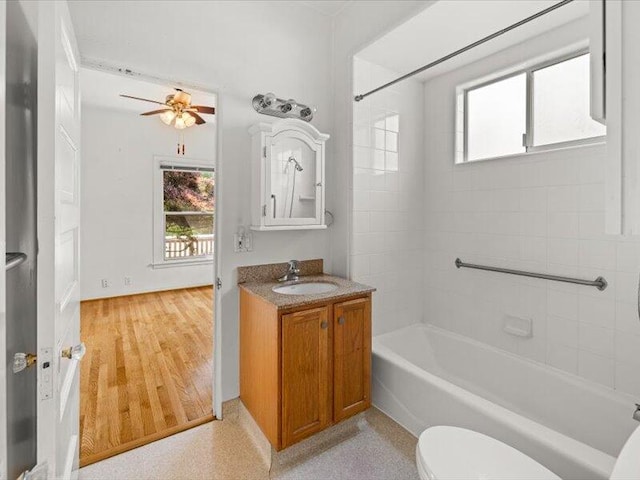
[79,286,214,467]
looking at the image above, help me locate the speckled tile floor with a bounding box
[79,401,418,480]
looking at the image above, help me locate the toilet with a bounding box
[416,424,640,480]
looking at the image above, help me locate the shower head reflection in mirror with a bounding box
[285,156,303,172]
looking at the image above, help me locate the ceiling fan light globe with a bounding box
[183,113,196,127]
[174,114,187,130]
[160,110,176,125]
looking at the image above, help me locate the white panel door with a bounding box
[37,1,82,478]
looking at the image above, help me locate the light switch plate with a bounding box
[234,233,253,253]
[234,234,243,252]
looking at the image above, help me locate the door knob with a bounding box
[61,342,86,361]
[320,321,328,329]
[338,316,345,325]
[13,352,37,374]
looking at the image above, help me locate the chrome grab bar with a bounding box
[455,258,607,291]
[5,252,27,271]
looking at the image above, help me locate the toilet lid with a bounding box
[418,426,561,480]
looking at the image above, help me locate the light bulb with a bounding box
[300,105,317,119]
[261,92,276,108]
[184,113,196,127]
[174,114,186,130]
[281,99,297,113]
[160,110,175,125]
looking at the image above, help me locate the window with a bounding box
[458,52,606,163]
[153,157,214,266]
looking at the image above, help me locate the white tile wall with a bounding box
[350,57,425,335]
[423,68,640,398]
[352,20,640,400]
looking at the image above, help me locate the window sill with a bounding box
[457,138,606,166]
[150,258,214,269]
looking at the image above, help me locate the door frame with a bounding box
[36,0,62,476]
[77,59,224,420]
[0,1,7,477]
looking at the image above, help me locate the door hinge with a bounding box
[216,277,222,290]
[262,205,267,217]
[263,146,267,158]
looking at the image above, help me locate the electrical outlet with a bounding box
[243,232,253,252]
[101,279,110,288]
[124,277,132,286]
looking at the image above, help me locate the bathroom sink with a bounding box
[272,282,339,295]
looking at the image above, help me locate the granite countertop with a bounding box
[239,274,376,309]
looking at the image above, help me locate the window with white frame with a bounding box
[457,51,606,163]
[153,157,214,266]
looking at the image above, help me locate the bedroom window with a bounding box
[153,157,215,267]
[457,51,606,163]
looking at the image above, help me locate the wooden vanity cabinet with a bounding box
[282,306,330,447]
[240,290,372,450]
[333,297,371,423]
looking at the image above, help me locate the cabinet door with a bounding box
[333,297,371,422]
[282,306,330,447]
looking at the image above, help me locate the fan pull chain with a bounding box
[177,132,186,155]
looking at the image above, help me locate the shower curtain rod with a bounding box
[354,0,575,102]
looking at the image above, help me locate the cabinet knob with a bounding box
[320,321,328,329]
[338,316,345,325]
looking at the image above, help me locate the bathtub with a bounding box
[372,324,639,480]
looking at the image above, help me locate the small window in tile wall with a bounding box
[456,51,606,163]
[373,111,399,171]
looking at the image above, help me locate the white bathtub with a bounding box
[372,324,639,480]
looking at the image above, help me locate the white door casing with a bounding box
[37,1,82,478]
[0,1,7,477]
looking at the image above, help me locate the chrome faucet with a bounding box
[278,260,300,282]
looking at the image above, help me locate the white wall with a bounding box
[329,1,430,281]
[422,18,640,398]
[69,0,335,401]
[350,57,424,335]
[80,103,216,300]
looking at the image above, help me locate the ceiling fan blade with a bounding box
[140,108,172,116]
[190,105,216,115]
[120,94,167,106]
[189,112,206,125]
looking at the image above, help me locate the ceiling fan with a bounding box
[120,88,215,129]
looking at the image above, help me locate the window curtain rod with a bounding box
[353,0,575,102]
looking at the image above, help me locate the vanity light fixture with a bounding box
[252,92,317,122]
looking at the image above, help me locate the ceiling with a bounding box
[81,67,217,114]
[357,0,589,83]
[299,0,351,16]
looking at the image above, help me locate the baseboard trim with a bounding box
[80,284,214,302]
